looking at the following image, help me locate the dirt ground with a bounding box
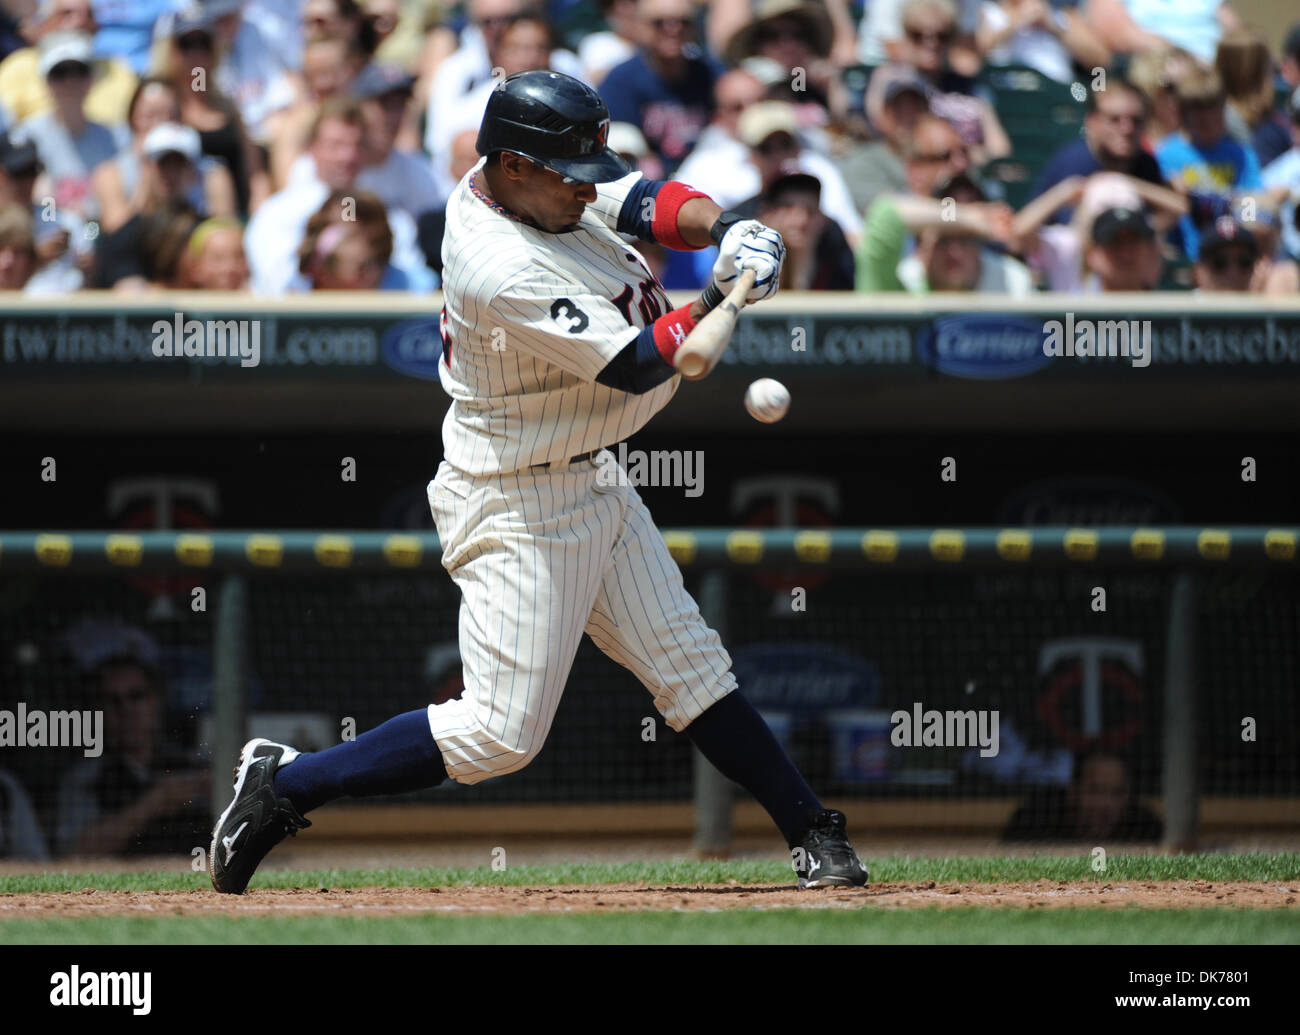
[2,881,1295,918]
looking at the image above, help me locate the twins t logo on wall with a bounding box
[1035,638,1145,751]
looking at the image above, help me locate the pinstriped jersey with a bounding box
[437,159,677,476]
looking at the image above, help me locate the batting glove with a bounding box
[710,220,785,303]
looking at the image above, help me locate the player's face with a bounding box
[506,155,597,232]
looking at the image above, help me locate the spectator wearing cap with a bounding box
[184,214,249,288]
[204,0,298,145]
[1084,204,1163,290]
[289,63,441,221]
[598,0,716,178]
[756,169,855,289]
[0,0,137,127]
[1216,29,1291,170]
[1156,64,1261,259]
[244,97,432,294]
[1087,0,1240,66]
[836,71,928,215]
[1209,198,1299,295]
[719,0,848,119]
[92,77,235,235]
[1028,72,1169,225]
[1261,87,1300,261]
[674,100,861,245]
[865,0,1010,166]
[856,112,1018,290]
[1014,170,1187,292]
[155,6,268,216]
[93,121,214,289]
[427,13,565,199]
[1193,213,1257,290]
[423,0,584,167]
[0,201,38,290]
[264,34,366,190]
[9,32,126,221]
[976,0,1110,84]
[581,0,638,85]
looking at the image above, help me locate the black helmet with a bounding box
[476,70,629,184]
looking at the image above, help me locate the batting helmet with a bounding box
[476,70,629,184]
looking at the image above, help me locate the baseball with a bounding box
[744,378,790,423]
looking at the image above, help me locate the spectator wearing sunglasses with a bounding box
[1027,71,1170,225]
[720,0,849,119]
[866,0,1010,166]
[1156,64,1260,259]
[0,0,137,127]
[9,32,126,222]
[1193,213,1258,290]
[856,0,982,75]
[599,0,716,177]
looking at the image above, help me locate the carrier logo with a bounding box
[50,966,151,1015]
[380,319,444,380]
[916,314,1053,379]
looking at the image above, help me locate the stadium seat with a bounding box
[979,64,1085,199]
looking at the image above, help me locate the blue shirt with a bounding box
[1028,138,1167,225]
[1157,133,1262,259]
[92,0,186,75]
[599,51,716,176]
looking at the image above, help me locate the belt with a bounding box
[530,449,600,472]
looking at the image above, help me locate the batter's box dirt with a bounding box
[1,881,1296,918]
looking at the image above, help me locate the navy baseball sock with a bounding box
[684,690,822,845]
[273,709,447,814]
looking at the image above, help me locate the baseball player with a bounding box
[210,71,868,894]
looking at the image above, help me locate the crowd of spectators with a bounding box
[0,0,1296,297]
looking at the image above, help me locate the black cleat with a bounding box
[210,739,310,894]
[790,809,869,889]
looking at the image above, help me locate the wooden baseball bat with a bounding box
[673,268,756,381]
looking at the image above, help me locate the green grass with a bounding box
[2,852,1296,895]
[1,907,1295,945]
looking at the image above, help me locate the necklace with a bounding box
[469,170,538,228]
